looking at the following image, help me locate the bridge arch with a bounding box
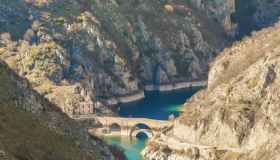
[134,129,153,139]
[109,123,121,132]
[129,123,153,139]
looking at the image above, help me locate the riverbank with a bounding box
[144,81,207,92]
[104,81,207,106]
[104,91,146,106]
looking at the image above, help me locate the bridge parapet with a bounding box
[96,116,173,129]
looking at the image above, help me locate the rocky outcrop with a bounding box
[189,0,237,37]
[0,60,115,160]
[0,0,227,116]
[143,21,280,160]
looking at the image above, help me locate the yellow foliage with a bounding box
[164,4,174,13]
[222,151,241,160]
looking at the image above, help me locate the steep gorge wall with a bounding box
[143,20,280,160]
[0,0,227,116]
[1,0,280,118]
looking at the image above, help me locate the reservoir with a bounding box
[104,88,199,160]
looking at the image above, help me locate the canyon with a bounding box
[1,0,280,160]
[1,0,280,118]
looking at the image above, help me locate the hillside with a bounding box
[143,20,280,160]
[0,105,102,160]
[1,0,280,117]
[0,0,229,116]
[0,60,115,160]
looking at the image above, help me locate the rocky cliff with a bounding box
[143,20,280,160]
[0,0,228,116]
[1,0,280,159]
[189,0,280,38]
[0,60,117,159]
[2,0,279,117]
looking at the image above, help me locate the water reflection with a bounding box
[104,136,147,160]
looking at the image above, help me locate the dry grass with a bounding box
[0,105,101,160]
[246,78,258,89]
[221,151,242,160]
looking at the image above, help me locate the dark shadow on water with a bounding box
[136,132,149,140]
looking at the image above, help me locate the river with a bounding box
[104,88,199,160]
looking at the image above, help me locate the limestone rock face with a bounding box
[189,0,237,36]
[143,21,280,160]
[0,0,227,116]
[1,0,279,118]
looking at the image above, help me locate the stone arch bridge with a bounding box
[80,116,173,139]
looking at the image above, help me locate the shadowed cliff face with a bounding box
[189,0,280,38]
[231,0,280,38]
[0,60,116,160]
[231,0,257,38]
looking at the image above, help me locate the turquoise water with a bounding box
[105,89,199,160]
[104,136,146,160]
[119,89,199,120]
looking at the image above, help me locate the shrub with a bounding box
[161,145,172,154]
